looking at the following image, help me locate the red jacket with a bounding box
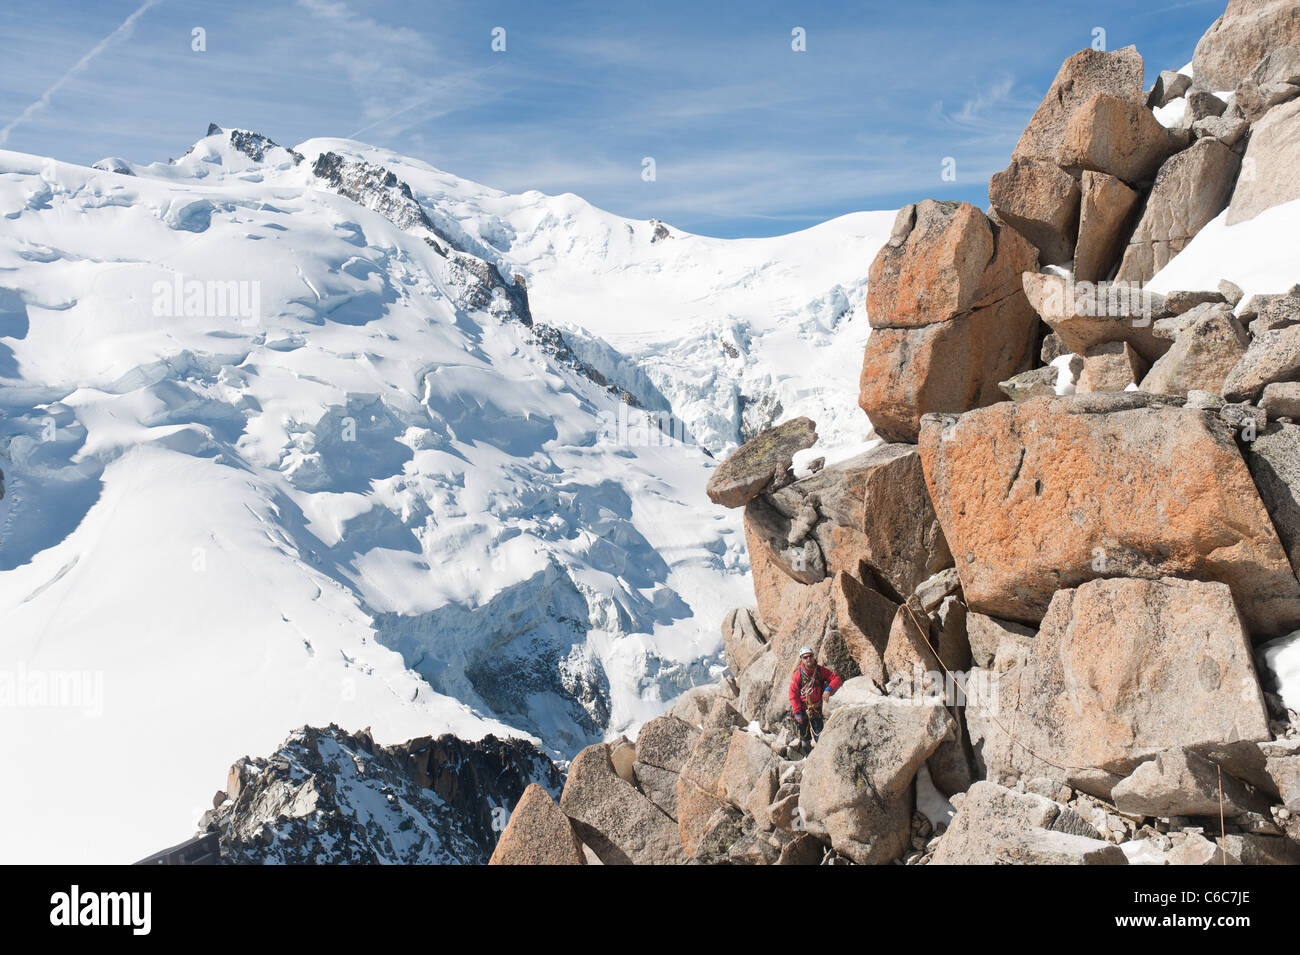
[788,663,842,717]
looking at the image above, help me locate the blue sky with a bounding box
[0,0,1223,237]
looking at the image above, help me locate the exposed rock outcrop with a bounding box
[859,201,1039,442]
[1193,0,1300,90]
[1115,137,1241,281]
[1011,47,1146,164]
[966,577,1271,796]
[561,741,686,864]
[1228,96,1300,224]
[1073,171,1141,281]
[798,698,952,863]
[1139,302,1249,395]
[1057,92,1188,185]
[201,725,562,864]
[489,784,586,865]
[919,395,1300,635]
[705,417,817,508]
[480,3,1300,868]
[1021,271,1168,363]
[932,782,1125,865]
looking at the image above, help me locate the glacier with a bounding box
[0,126,893,863]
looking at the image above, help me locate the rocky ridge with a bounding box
[197,724,562,864]
[488,1,1300,865]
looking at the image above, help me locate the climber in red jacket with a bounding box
[789,647,842,749]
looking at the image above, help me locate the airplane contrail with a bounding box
[0,0,164,147]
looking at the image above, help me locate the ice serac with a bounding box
[966,578,1271,796]
[918,394,1300,636]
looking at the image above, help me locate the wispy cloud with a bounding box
[295,0,503,141]
[1140,0,1219,15]
[940,75,1021,130]
[0,0,163,146]
[0,0,1228,237]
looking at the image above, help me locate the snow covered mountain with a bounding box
[293,136,894,455]
[200,724,563,865]
[0,126,892,863]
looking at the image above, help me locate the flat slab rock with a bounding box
[919,393,1300,636]
[931,781,1125,865]
[706,417,817,508]
[1111,748,1269,818]
[1022,270,1169,364]
[1229,96,1300,226]
[966,577,1271,796]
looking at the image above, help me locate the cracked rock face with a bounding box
[797,697,952,864]
[1021,270,1170,364]
[1228,96,1300,225]
[764,442,952,599]
[489,783,586,865]
[967,577,1272,796]
[1139,303,1248,396]
[1116,137,1241,282]
[931,782,1124,865]
[919,395,1300,636]
[1012,46,1146,165]
[859,201,1039,442]
[866,201,1038,330]
[1193,0,1300,91]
